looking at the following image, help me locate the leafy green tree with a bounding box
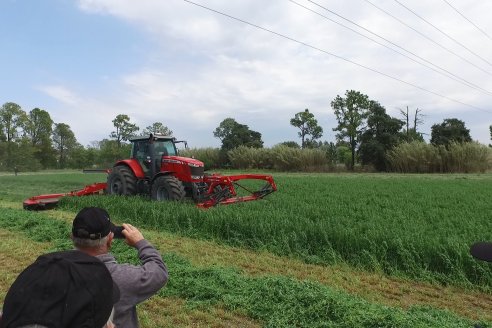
[24,108,53,145]
[0,102,27,143]
[336,144,352,169]
[489,125,492,147]
[213,118,237,142]
[52,123,78,168]
[9,139,42,172]
[213,118,263,151]
[94,139,131,168]
[290,109,323,149]
[67,144,93,169]
[331,90,370,170]
[430,118,472,147]
[143,122,173,136]
[81,144,99,167]
[316,141,338,165]
[0,121,4,142]
[359,101,404,171]
[0,142,5,169]
[24,108,56,168]
[0,102,28,169]
[400,129,424,143]
[278,141,300,148]
[110,114,139,147]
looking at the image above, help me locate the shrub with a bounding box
[228,146,273,169]
[181,145,334,172]
[270,145,331,171]
[270,145,304,171]
[447,141,491,173]
[387,141,492,173]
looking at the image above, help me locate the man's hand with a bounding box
[121,223,145,247]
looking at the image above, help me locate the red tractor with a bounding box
[23,134,277,210]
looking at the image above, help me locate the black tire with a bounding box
[151,175,185,201]
[106,166,137,196]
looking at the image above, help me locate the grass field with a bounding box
[1,171,492,327]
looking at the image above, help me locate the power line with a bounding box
[441,0,492,43]
[361,0,492,77]
[295,0,492,96]
[181,0,492,114]
[393,0,492,68]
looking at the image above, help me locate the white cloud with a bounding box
[68,0,492,146]
[37,85,80,106]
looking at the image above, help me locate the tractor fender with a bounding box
[151,171,175,183]
[113,159,146,179]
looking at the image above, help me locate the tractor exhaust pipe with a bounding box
[148,134,156,178]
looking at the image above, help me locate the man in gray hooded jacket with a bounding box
[72,207,168,328]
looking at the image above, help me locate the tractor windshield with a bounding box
[154,140,177,157]
[131,139,177,161]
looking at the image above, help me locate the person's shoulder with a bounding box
[96,253,117,264]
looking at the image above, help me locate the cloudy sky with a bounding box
[1,0,492,147]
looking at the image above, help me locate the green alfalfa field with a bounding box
[1,171,492,327]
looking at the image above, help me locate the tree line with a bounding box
[0,102,172,171]
[0,90,488,172]
[212,90,481,171]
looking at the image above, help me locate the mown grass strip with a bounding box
[3,200,492,322]
[146,231,492,323]
[139,297,261,328]
[0,229,52,300]
[0,212,262,328]
[0,208,488,328]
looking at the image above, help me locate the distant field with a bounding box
[1,171,492,327]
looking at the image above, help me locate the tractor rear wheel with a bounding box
[106,166,137,196]
[151,176,185,201]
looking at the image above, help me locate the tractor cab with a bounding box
[130,135,177,176]
[126,134,205,188]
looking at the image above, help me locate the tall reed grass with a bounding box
[181,142,491,173]
[388,141,491,173]
[183,145,334,171]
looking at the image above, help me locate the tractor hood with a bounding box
[162,155,204,167]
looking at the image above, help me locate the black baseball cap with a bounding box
[1,250,120,328]
[470,242,492,262]
[72,207,124,239]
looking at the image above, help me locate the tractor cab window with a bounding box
[154,140,177,157]
[132,141,149,162]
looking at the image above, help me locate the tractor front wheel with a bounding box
[106,166,137,196]
[151,176,185,201]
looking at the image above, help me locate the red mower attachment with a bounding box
[196,173,277,209]
[23,183,107,210]
[22,173,277,210]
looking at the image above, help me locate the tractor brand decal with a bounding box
[163,159,183,165]
[188,162,201,167]
[191,175,204,180]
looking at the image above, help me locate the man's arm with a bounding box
[119,224,168,302]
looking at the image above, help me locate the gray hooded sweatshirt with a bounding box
[97,239,168,328]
